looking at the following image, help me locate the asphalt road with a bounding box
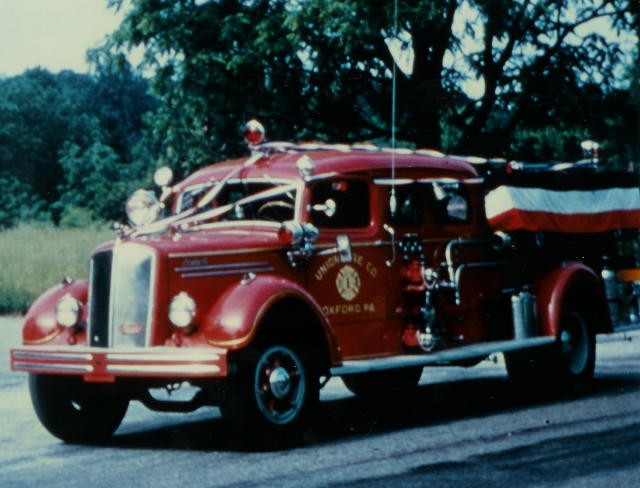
[2,316,640,488]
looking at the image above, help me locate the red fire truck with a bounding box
[10,121,640,444]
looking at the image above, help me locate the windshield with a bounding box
[176,180,297,225]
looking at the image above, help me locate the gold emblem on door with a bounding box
[336,265,361,301]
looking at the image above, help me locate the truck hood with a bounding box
[94,224,288,258]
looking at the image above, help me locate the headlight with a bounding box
[56,294,82,328]
[126,189,161,227]
[169,292,196,328]
[153,166,174,187]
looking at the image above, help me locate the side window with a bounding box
[388,183,426,226]
[432,182,470,224]
[311,179,370,228]
[382,181,470,227]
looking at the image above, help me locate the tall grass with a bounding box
[0,225,113,314]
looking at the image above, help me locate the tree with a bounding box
[101,0,637,166]
[0,66,157,225]
[0,172,50,229]
[99,0,309,172]
[0,69,100,203]
[56,142,146,222]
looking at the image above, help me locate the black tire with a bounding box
[29,374,129,443]
[505,305,595,383]
[220,343,319,446]
[342,367,422,398]
[556,309,596,380]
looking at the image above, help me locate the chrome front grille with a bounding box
[88,243,155,348]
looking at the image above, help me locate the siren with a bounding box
[244,119,266,146]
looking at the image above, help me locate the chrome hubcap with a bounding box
[254,345,306,425]
[269,366,291,399]
[561,312,589,375]
[560,330,573,354]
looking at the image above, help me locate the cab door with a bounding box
[305,177,404,359]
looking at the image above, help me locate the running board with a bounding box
[331,336,555,376]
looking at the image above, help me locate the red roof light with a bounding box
[244,119,266,146]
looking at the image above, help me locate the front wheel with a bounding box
[220,343,318,446]
[29,374,129,443]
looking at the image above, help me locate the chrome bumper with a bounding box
[11,346,227,382]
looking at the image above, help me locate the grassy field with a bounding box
[0,225,113,314]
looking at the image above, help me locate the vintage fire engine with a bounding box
[10,121,640,444]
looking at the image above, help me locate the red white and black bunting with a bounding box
[485,172,640,233]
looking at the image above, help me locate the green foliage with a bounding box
[0,225,113,314]
[59,207,96,229]
[0,69,98,204]
[0,65,157,225]
[100,0,637,167]
[0,172,51,229]
[56,142,148,222]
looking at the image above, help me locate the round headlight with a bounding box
[169,292,196,328]
[126,189,161,227]
[56,294,82,328]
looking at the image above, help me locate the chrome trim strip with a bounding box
[13,351,93,361]
[182,267,274,278]
[13,362,93,373]
[176,261,271,272]
[12,345,227,355]
[106,364,221,375]
[331,337,555,375]
[176,260,275,278]
[106,352,220,362]
[169,246,283,259]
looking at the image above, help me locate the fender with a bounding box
[202,274,340,363]
[22,279,88,345]
[535,262,610,337]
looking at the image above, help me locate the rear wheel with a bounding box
[557,309,595,380]
[29,374,129,443]
[220,342,319,446]
[342,367,422,398]
[505,305,595,383]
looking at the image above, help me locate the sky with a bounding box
[0,0,125,77]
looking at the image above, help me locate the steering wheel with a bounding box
[256,200,295,221]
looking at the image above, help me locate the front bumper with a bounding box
[10,346,228,382]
